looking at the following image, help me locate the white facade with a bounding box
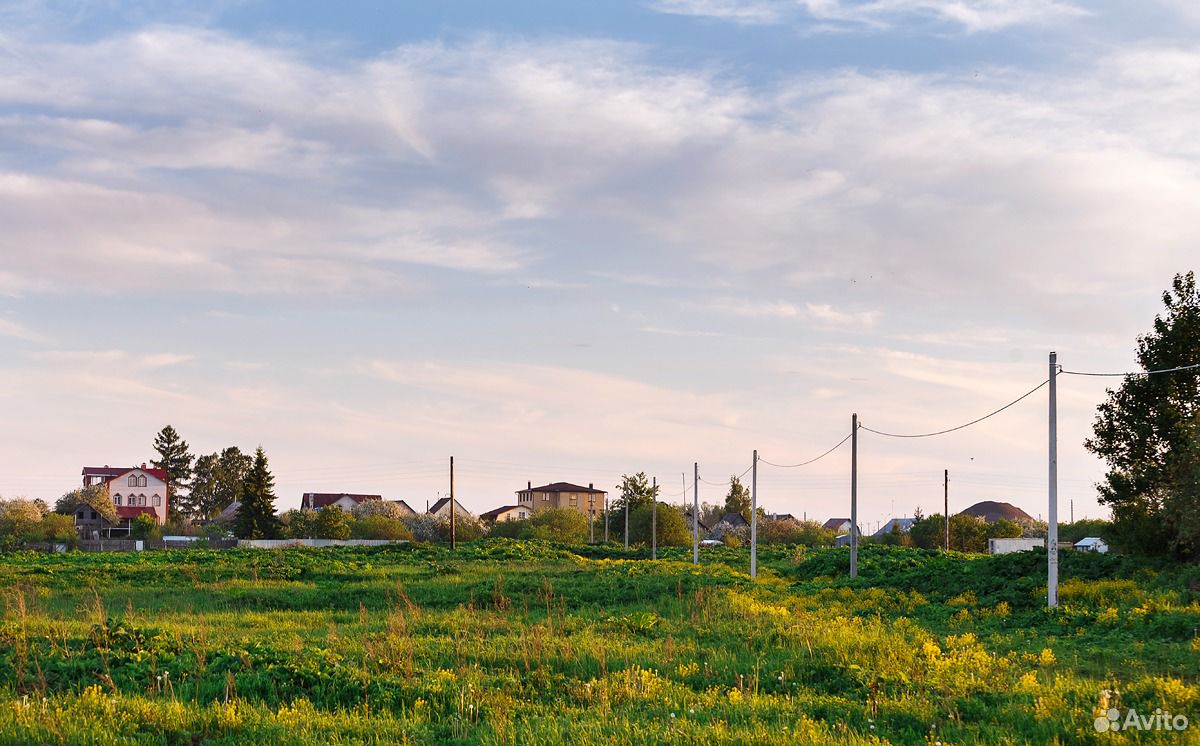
[107,468,168,524]
[1075,537,1109,553]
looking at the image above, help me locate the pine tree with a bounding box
[234,447,279,539]
[1085,271,1200,557]
[151,425,194,519]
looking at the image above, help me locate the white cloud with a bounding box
[0,318,43,342]
[651,0,1089,33]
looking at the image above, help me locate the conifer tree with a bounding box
[234,447,279,539]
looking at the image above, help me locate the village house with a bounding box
[300,492,381,512]
[479,505,528,523]
[516,482,608,517]
[428,497,473,519]
[78,464,169,537]
[823,518,852,534]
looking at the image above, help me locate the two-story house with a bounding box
[78,464,169,536]
[516,482,608,517]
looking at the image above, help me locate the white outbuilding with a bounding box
[1074,537,1109,553]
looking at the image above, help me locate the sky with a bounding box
[1,0,1199,527]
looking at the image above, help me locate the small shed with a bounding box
[1074,537,1108,553]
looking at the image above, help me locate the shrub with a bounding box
[628,503,690,546]
[310,506,352,540]
[128,514,160,541]
[351,515,413,540]
[526,508,589,543]
[40,513,77,544]
[488,518,527,539]
[758,518,837,546]
[351,501,413,521]
[0,498,46,548]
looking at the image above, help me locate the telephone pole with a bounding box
[449,456,456,551]
[651,476,657,560]
[750,450,758,579]
[624,490,629,550]
[604,495,609,543]
[850,413,858,579]
[692,462,699,565]
[1048,351,1059,608]
[944,469,949,551]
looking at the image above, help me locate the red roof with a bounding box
[83,466,169,482]
[116,506,157,519]
[301,493,382,510]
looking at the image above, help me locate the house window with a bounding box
[140,495,147,506]
[114,494,123,506]
[128,475,137,486]
[138,475,147,487]
[519,511,527,519]
[569,495,578,504]
[90,511,97,520]
[153,494,161,506]
[542,493,550,501]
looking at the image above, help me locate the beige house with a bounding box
[479,505,528,523]
[517,482,608,517]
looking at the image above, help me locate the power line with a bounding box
[759,432,853,468]
[1060,362,1200,377]
[859,378,1049,439]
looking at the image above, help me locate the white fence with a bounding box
[236,539,410,549]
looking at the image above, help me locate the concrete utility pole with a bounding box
[589,494,595,543]
[850,413,858,579]
[1048,351,1059,608]
[944,469,949,551]
[693,462,699,565]
[604,495,609,543]
[651,476,657,560]
[751,450,758,579]
[449,456,456,551]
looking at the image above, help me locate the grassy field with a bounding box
[0,541,1197,745]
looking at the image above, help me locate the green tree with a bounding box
[1163,411,1200,558]
[151,425,194,520]
[129,513,159,540]
[310,506,351,540]
[1086,271,1200,557]
[628,503,689,546]
[40,513,77,544]
[0,498,45,548]
[351,515,413,540]
[724,475,751,520]
[55,486,119,525]
[188,447,253,521]
[234,447,279,539]
[608,472,659,539]
[526,508,589,543]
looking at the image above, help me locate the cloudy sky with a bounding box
[1,0,1197,525]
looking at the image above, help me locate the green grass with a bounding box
[0,540,1197,744]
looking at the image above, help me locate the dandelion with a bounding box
[670,712,676,719]
[689,709,695,714]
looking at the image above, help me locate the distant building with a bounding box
[516,482,607,517]
[709,512,749,540]
[428,497,473,519]
[989,537,1044,554]
[764,513,795,522]
[78,465,169,536]
[823,518,852,534]
[389,500,418,518]
[480,505,527,523]
[833,527,862,547]
[1074,537,1109,553]
[958,501,1034,524]
[301,493,382,512]
[872,517,916,538]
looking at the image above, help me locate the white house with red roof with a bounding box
[300,492,382,512]
[78,464,169,536]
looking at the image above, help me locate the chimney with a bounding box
[141,462,147,469]
[588,482,593,490]
[527,481,532,490]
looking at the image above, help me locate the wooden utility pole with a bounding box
[944,469,949,551]
[1048,352,1059,608]
[750,450,758,579]
[624,491,629,550]
[651,476,657,560]
[449,456,456,551]
[850,413,858,579]
[692,462,699,565]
